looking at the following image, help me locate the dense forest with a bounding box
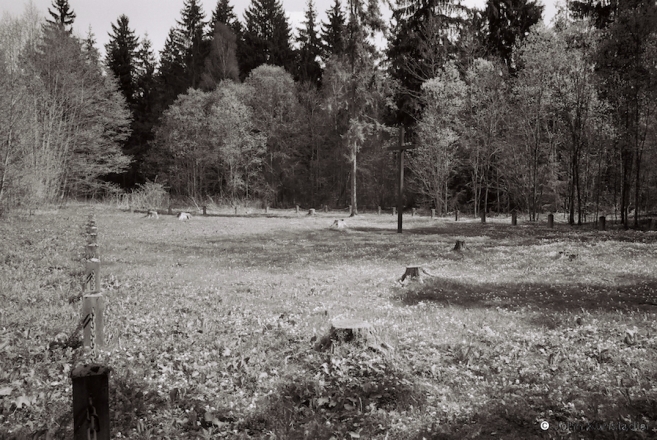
[1,0,656,227]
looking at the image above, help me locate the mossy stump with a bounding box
[400,266,422,283]
[453,240,466,251]
[315,319,375,352]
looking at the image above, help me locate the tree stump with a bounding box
[455,210,459,221]
[177,212,192,221]
[331,219,347,229]
[393,207,397,216]
[412,208,417,217]
[315,318,376,351]
[453,240,466,251]
[431,208,435,219]
[296,205,299,214]
[145,210,159,219]
[599,216,606,231]
[265,205,269,214]
[202,206,207,216]
[324,204,328,213]
[400,266,422,283]
[377,206,381,215]
[308,208,315,216]
[548,213,554,229]
[511,210,517,226]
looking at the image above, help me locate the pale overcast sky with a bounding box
[1,0,559,58]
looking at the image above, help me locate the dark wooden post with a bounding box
[431,208,435,219]
[481,210,486,223]
[202,206,206,216]
[548,213,554,228]
[377,206,381,215]
[455,210,459,221]
[599,216,606,231]
[86,244,98,260]
[387,127,417,233]
[72,364,110,440]
[84,259,101,293]
[82,293,105,350]
[511,210,517,226]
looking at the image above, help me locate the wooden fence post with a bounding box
[82,293,105,350]
[548,213,554,229]
[455,210,459,221]
[481,210,486,223]
[72,364,110,440]
[86,244,98,259]
[378,206,381,215]
[431,209,435,219]
[511,210,517,226]
[599,216,606,231]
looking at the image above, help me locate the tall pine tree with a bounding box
[210,0,242,36]
[46,0,76,32]
[296,0,323,84]
[321,0,347,57]
[485,0,543,71]
[387,0,468,124]
[241,0,295,78]
[105,15,139,106]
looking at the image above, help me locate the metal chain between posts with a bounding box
[87,396,99,440]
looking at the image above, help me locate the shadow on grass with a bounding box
[411,396,657,439]
[398,276,657,314]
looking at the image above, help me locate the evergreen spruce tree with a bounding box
[485,0,543,71]
[178,0,209,89]
[387,0,468,124]
[321,0,347,57]
[46,0,76,32]
[82,26,101,65]
[296,0,323,84]
[242,0,295,78]
[210,0,242,36]
[105,15,139,105]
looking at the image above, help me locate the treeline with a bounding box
[1,0,656,227]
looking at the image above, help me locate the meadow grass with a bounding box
[1,206,657,439]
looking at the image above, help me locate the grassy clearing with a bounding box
[1,206,657,439]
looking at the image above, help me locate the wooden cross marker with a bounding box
[387,127,417,233]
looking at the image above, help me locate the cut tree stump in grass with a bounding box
[72,364,110,440]
[177,212,191,221]
[324,205,328,213]
[145,210,159,219]
[453,240,466,251]
[315,318,380,352]
[330,219,347,229]
[400,266,422,283]
[202,206,207,216]
[308,209,315,216]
